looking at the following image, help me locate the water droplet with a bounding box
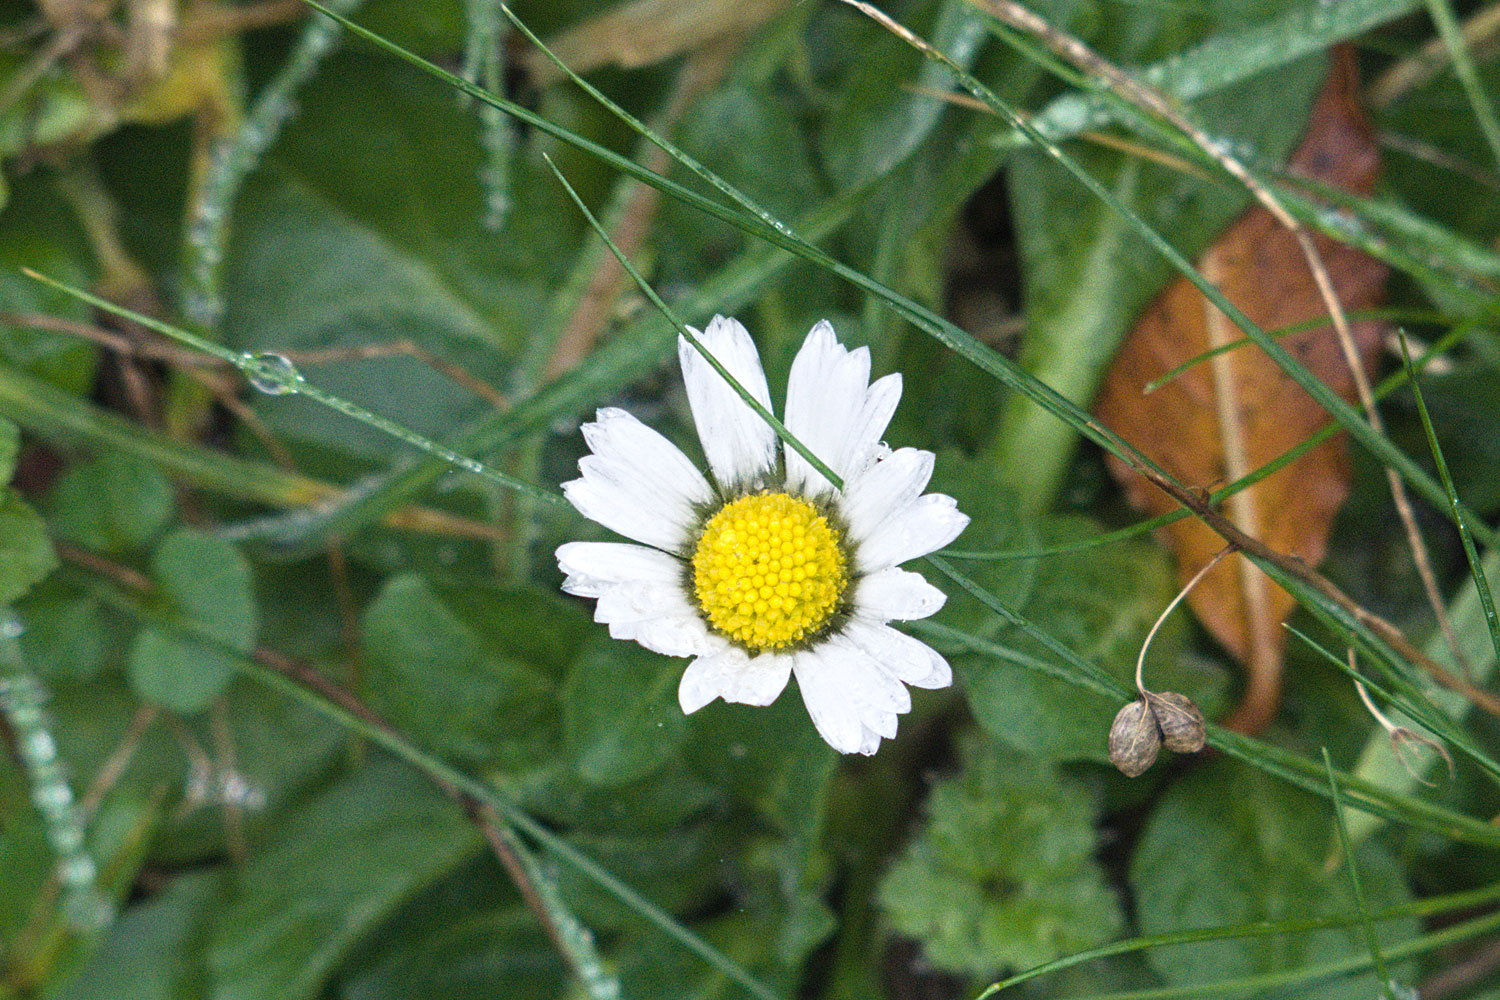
[57,851,97,893]
[244,353,303,395]
[32,782,74,814]
[63,891,114,932]
[49,824,84,854]
[0,612,26,638]
[22,730,56,764]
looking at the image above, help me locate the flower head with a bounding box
[556,317,968,755]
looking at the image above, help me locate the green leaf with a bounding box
[44,452,176,554]
[0,414,18,481]
[562,634,688,787]
[819,0,989,188]
[655,81,823,288]
[205,758,480,1000]
[127,530,257,713]
[56,870,225,1000]
[360,575,571,769]
[955,514,1228,762]
[0,486,59,604]
[17,580,110,681]
[877,736,1123,976]
[0,173,100,395]
[342,902,564,1000]
[223,53,580,461]
[1129,758,1416,996]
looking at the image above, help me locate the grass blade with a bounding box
[1322,748,1397,1000]
[1399,332,1500,666]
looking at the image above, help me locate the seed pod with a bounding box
[1146,691,1206,754]
[1109,699,1161,777]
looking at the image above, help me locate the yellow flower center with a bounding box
[691,492,848,653]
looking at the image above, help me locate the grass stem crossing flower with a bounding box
[557,317,968,755]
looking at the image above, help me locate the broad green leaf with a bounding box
[341,903,563,1000]
[205,758,480,1000]
[684,686,835,835]
[44,452,176,554]
[223,53,580,461]
[0,414,18,480]
[127,530,257,714]
[42,674,345,867]
[517,758,723,835]
[819,0,989,188]
[616,915,789,1000]
[338,855,566,999]
[17,581,110,682]
[0,173,100,395]
[0,486,59,604]
[685,694,839,966]
[562,634,688,787]
[56,871,225,1000]
[1130,758,1415,996]
[878,736,1123,975]
[552,821,728,931]
[361,575,570,769]
[955,515,1228,762]
[655,81,823,289]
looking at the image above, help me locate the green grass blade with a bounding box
[1399,332,1500,666]
[20,271,567,510]
[975,880,1500,996]
[296,0,1188,503]
[858,2,1500,551]
[1287,624,1493,784]
[1322,748,1396,1000]
[543,155,847,492]
[1422,0,1500,177]
[991,0,1425,150]
[1035,905,1500,999]
[0,361,327,509]
[219,185,872,556]
[182,0,367,328]
[1142,308,1452,394]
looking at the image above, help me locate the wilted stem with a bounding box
[1137,544,1234,693]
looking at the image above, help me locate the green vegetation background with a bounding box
[3,0,1500,997]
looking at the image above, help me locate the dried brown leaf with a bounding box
[521,0,791,86]
[1093,49,1387,734]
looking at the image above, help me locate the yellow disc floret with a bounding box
[691,492,848,653]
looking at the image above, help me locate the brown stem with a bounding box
[1103,427,1500,718]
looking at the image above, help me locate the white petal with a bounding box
[594,582,692,626]
[556,541,713,656]
[563,410,710,555]
[580,407,713,504]
[556,542,682,598]
[841,448,935,545]
[783,321,903,497]
[853,567,947,622]
[678,647,791,713]
[792,650,866,754]
[678,316,777,491]
[826,637,911,716]
[616,612,717,658]
[854,493,970,573]
[843,619,953,689]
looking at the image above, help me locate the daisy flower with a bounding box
[555,317,968,755]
